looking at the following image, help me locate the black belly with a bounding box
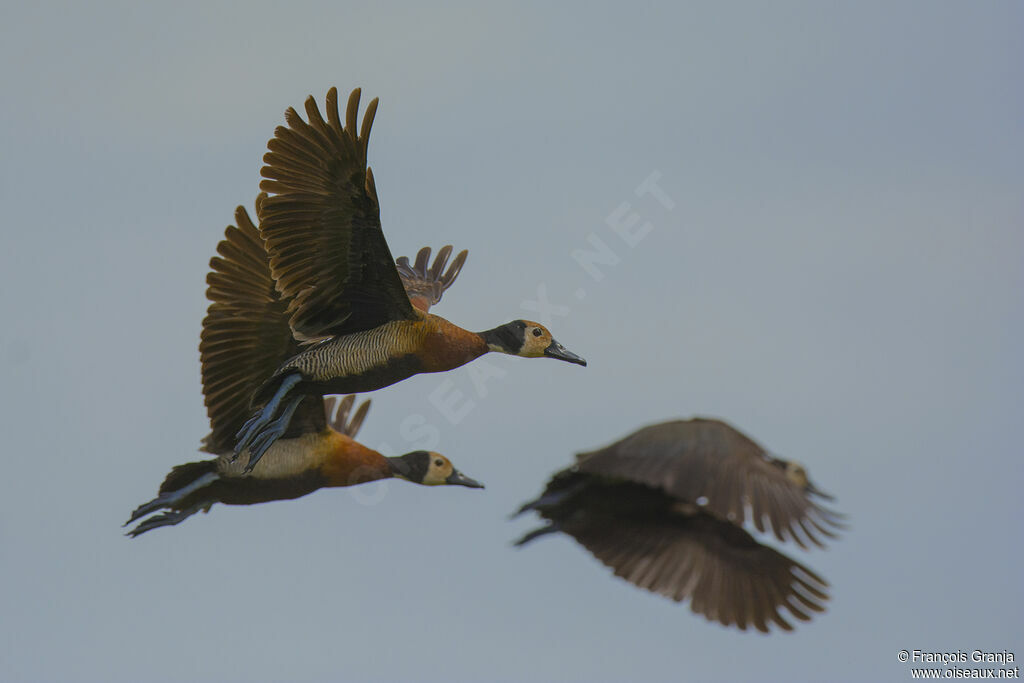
[182,470,327,508]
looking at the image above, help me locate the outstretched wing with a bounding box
[199,198,325,453]
[259,87,416,341]
[575,418,844,549]
[564,507,829,633]
[395,245,468,312]
[323,395,371,437]
[515,475,829,633]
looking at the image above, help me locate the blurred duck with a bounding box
[234,87,586,470]
[514,418,845,632]
[126,203,482,537]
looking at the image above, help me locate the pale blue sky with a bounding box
[1,2,1021,682]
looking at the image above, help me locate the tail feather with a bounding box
[159,460,218,495]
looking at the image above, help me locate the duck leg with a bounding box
[124,472,219,526]
[512,522,562,547]
[241,393,306,473]
[125,502,210,538]
[511,480,588,518]
[233,372,303,459]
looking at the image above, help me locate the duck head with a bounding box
[482,320,587,366]
[780,459,834,501]
[387,451,485,489]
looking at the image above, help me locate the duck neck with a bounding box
[479,324,522,356]
[417,314,490,371]
[321,437,394,488]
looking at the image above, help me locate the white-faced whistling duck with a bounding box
[125,201,482,537]
[513,418,845,632]
[233,87,587,470]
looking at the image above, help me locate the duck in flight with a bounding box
[514,417,844,632]
[125,202,482,537]
[235,87,586,470]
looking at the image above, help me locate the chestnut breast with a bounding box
[417,313,488,372]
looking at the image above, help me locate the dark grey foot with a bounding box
[234,372,303,460]
[510,481,588,519]
[124,472,219,526]
[232,411,268,461]
[125,503,208,538]
[512,523,561,547]
[242,394,306,473]
[125,496,173,526]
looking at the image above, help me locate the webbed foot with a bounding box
[125,502,209,538]
[234,372,303,460]
[242,394,306,473]
[124,472,219,526]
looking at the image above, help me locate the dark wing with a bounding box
[575,419,844,549]
[259,87,416,341]
[564,508,829,633]
[199,199,325,453]
[323,395,371,438]
[395,245,468,313]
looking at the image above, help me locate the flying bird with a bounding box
[126,202,482,537]
[514,418,844,632]
[234,87,586,470]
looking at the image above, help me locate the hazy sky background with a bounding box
[1,2,1021,682]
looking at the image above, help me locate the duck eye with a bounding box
[532,328,543,337]
[434,458,444,467]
